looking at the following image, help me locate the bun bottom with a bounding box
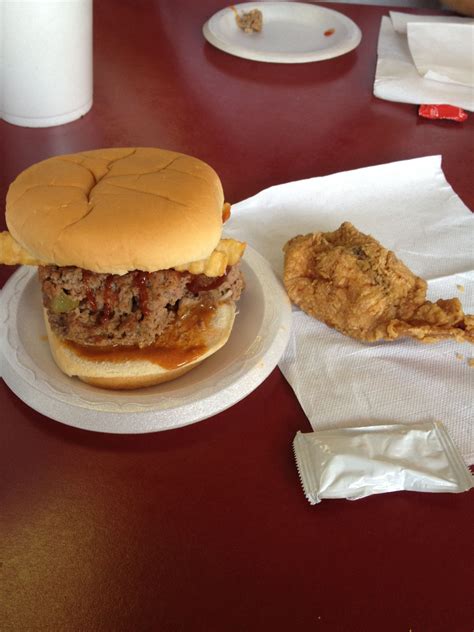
[43,303,236,390]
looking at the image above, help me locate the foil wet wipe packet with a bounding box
[293,422,473,504]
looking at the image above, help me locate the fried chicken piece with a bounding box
[283,222,474,344]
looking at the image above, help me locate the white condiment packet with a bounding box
[293,422,474,504]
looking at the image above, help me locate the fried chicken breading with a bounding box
[283,222,474,344]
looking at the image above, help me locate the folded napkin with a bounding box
[374,12,474,110]
[226,156,474,464]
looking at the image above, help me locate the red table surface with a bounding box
[1,1,473,630]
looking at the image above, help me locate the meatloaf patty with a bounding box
[39,264,244,347]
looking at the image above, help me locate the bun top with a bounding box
[6,148,224,274]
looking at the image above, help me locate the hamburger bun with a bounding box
[6,147,224,275]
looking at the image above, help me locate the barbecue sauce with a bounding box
[100,275,118,323]
[82,270,97,311]
[82,270,151,319]
[65,301,217,370]
[133,271,150,316]
[186,268,229,294]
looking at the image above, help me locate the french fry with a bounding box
[174,238,246,277]
[0,231,44,266]
[0,230,246,276]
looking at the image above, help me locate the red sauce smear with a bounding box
[101,275,118,323]
[324,28,335,37]
[187,268,229,294]
[133,271,150,316]
[82,270,97,311]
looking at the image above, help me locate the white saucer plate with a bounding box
[0,247,292,434]
[203,2,362,63]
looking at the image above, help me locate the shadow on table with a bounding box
[202,43,359,88]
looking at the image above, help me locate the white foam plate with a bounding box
[203,2,362,63]
[0,247,292,434]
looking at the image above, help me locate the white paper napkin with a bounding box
[225,156,474,464]
[374,12,474,111]
[407,23,474,87]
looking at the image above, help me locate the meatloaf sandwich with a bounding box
[2,147,246,389]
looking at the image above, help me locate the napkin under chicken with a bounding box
[283,222,474,344]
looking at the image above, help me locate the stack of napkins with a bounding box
[226,156,474,465]
[374,11,474,111]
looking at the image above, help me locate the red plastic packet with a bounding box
[418,104,468,122]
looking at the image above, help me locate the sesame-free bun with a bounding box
[43,302,236,390]
[6,148,224,275]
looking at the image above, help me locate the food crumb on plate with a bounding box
[231,6,263,33]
